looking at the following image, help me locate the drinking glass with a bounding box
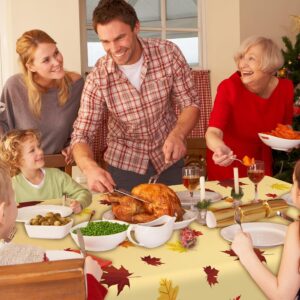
[247,160,265,203]
[182,166,201,210]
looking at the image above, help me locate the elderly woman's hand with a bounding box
[212,145,235,167]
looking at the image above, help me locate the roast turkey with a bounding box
[106,183,185,223]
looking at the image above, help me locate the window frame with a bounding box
[79,0,207,74]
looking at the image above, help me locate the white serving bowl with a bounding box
[70,220,128,252]
[258,133,300,152]
[25,219,73,239]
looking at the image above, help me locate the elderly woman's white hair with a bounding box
[234,36,284,74]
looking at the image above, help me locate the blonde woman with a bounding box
[0,29,83,164]
[205,36,294,180]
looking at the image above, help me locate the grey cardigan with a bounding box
[0,74,84,154]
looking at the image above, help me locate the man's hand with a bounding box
[163,131,186,163]
[84,165,115,193]
[61,146,74,165]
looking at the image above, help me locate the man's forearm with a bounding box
[72,143,98,174]
[172,106,200,139]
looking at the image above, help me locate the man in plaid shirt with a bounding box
[71,0,200,192]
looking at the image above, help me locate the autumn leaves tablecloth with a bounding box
[14,176,297,300]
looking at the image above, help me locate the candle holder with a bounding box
[196,199,211,225]
[231,187,244,207]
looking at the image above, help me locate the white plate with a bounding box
[45,250,82,261]
[220,222,287,248]
[102,209,197,230]
[176,190,222,206]
[280,192,295,207]
[17,205,73,222]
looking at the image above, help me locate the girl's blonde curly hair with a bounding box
[0,129,40,176]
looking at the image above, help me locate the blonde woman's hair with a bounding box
[0,129,40,176]
[16,29,72,118]
[0,160,12,205]
[234,36,284,73]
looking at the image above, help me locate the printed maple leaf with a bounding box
[218,179,247,188]
[232,296,241,300]
[119,240,135,248]
[141,255,164,266]
[270,183,290,191]
[101,265,133,295]
[99,199,111,205]
[157,278,179,300]
[166,241,187,253]
[265,193,278,198]
[222,248,267,263]
[203,266,219,286]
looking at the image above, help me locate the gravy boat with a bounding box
[126,215,175,248]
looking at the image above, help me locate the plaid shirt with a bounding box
[71,37,200,174]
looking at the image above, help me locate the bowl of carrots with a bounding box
[258,124,300,151]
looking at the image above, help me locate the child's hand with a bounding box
[69,200,82,214]
[231,231,253,258]
[84,256,103,281]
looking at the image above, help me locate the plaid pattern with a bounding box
[91,69,212,164]
[72,38,200,174]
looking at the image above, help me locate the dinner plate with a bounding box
[101,209,197,230]
[220,222,287,248]
[176,190,222,206]
[280,192,295,207]
[17,205,73,222]
[45,250,82,261]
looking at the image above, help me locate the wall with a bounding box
[4,0,81,78]
[205,0,240,99]
[240,0,300,48]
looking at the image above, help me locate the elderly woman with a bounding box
[0,29,83,163]
[205,36,294,180]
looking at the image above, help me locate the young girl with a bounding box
[0,160,107,299]
[0,129,91,213]
[232,160,300,299]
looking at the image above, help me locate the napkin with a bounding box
[206,199,288,228]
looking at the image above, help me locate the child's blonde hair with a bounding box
[0,160,12,205]
[0,129,40,176]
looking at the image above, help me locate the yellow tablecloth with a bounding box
[13,176,299,300]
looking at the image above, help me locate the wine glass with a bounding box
[182,166,201,210]
[247,160,265,203]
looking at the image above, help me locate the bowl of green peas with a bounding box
[70,220,129,251]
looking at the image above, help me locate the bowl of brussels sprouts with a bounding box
[70,220,129,251]
[25,212,73,239]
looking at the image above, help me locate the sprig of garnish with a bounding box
[196,199,211,210]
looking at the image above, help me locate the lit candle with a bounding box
[200,176,205,201]
[233,167,239,194]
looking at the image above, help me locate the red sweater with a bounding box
[207,72,294,180]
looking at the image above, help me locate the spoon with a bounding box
[234,208,243,232]
[88,210,96,224]
[276,211,295,222]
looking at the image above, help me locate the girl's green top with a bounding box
[12,168,92,208]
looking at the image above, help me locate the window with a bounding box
[80,0,206,73]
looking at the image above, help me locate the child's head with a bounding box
[292,160,300,208]
[0,160,17,241]
[0,129,44,176]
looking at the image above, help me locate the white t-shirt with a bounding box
[118,55,144,92]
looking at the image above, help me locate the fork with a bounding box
[148,162,172,184]
[234,208,243,232]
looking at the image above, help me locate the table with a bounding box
[13,176,299,300]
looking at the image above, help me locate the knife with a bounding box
[113,188,150,203]
[76,228,87,258]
